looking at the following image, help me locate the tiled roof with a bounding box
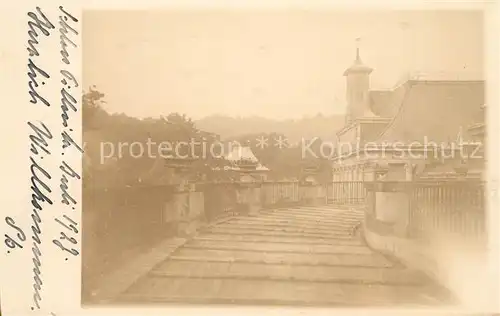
[377,80,484,144]
[369,82,412,118]
[226,146,259,162]
[369,90,392,116]
[256,163,270,171]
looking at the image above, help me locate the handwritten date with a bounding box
[53,215,79,257]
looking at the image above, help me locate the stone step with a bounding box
[185,239,374,255]
[227,217,360,229]
[296,205,365,213]
[212,222,354,237]
[262,208,364,219]
[194,233,365,246]
[150,260,427,286]
[257,212,364,223]
[205,227,355,239]
[170,248,394,268]
[278,206,365,216]
[118,277,443,306]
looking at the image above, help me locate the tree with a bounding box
[83,85,108,131]
[82,87,222,188]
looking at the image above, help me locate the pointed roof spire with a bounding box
[355,37,361,62]
[343,37,372,76]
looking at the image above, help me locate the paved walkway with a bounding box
[115,205,451,307]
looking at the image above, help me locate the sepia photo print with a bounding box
[81,8,491,309]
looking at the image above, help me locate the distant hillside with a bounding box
[194,114,345,143]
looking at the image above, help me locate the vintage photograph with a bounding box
[82,9,488,308]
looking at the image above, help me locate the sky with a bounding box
[83,10,483,120]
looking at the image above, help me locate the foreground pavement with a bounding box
[116,205,452,307]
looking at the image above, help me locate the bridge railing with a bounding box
[363,179,487,242]
[261,181,300,207]
[362,179,487,300]
[408,180,486,241]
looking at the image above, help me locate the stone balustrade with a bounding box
[82,180,331,283]
[362,179,487,306]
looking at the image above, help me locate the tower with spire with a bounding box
[343,38,376,124]
[335,38,391,149]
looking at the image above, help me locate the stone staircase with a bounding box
[116,205,452,306]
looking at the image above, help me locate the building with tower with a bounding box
[332,43,485,183]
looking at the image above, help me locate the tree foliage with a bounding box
[83,87,208,188]
[83,87,331,188]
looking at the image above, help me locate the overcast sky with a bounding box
[83,10,483,120]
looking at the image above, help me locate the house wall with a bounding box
[360,122,390,142]
[332,155,370,182]
[337,125,358,150]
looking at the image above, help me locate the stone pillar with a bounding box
[173,189,191,236]
[358,164,365,181]
[364,181,411,238]
[361,162,410,237]
[405,162,415,181]
[249,184,262,214]
[236,174,262,215]
[363,162,376,181]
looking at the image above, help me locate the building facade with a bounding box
[332,48,485,182]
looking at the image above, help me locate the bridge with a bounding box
[83,180,485,307]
